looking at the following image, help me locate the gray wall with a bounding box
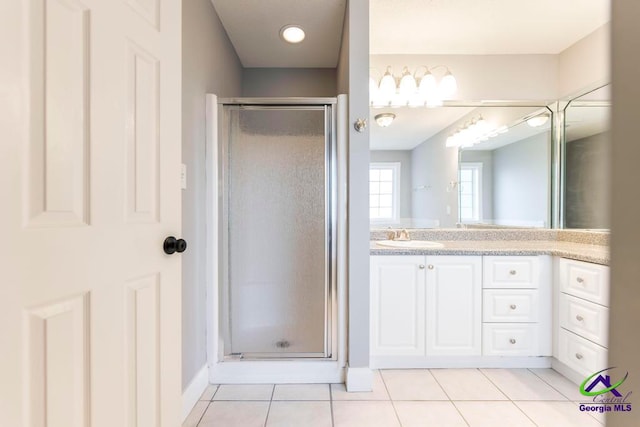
[460,150,494,222]
[565,132,610,229]
[609,2,640,425]
[370,150,412,219]
[182,0,242,390]
[341,0,371,371]
[492,133,550,227]
[242,68,337,97]
[558,23,610,97]
[411,134,459,228]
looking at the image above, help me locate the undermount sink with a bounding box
[375,240,444,249]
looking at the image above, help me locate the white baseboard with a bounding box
[182,365,209,422]
[346,366,373,392]
[370,356,552,370]
[210,360,345,384]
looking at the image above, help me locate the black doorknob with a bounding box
[163,236,187,254]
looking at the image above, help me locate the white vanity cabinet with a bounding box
[371,254,552,368]
[556,258,610,379]
[370,255,482,358]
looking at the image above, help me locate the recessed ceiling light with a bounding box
[280,25,305,44]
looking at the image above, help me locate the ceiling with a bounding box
[210,0,346,67]
[371,0,610,55]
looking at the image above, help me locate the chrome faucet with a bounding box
[387,229,411,241]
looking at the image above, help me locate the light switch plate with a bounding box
[181,163,187,189]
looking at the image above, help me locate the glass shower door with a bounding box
[224,104,333,358]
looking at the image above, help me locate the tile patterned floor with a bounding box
[183,368,605,427]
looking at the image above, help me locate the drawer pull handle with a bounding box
[428,265,434,270]
[419,264,425,269]
[509,338,517,344]
[575,353,584,360]
[509,270,517,275]
[576,277,585,284]
[510,304,517,310]
[576,315,584,322]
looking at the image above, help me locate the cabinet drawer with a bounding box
[559,258,609,306]
[483,256,539,288]
[560,293,609,347]
[558,328,608,377]
[482,324,539,356]
[483,289,538,322]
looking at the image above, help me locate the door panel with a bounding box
[370,256,426,356]
[226,107,331,356]
[1,1,181,426]
[426,256,482,356]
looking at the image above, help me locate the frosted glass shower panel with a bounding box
[228,107,329,356]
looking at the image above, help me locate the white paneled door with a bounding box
[1,1,182,426]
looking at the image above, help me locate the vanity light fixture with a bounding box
[446,117,507,148]
[280,25,305,43]
[375,113,396,127]
[370,65,457,108]
[526,114,550,127]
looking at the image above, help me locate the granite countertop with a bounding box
[370,240,609,265]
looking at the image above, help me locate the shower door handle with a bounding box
[163,236,187,254]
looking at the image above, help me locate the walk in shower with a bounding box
[218,98,337,359]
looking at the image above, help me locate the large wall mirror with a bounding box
[563,84,611,229]
[370,104,552,229]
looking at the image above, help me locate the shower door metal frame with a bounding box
[217,98,338,360]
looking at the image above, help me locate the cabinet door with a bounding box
[371,256,426,356]
[426,256,482,356]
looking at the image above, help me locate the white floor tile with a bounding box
[272,384,330,401]
[198,401,270,427]
[431,369,508,401]
[480,368,568,400]
[266,401,332,427]
[331,371,390,400]
[212,384,274,401]
[394,401,468,427]
[529,368,585,401]
[332,401,400,427]
[515,401,604,427]
[381,369,449,401]
[182,401,209,427]
[199,385,218,401]
[455,401,536,427]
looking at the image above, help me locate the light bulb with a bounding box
[439,71,457,98]
[390,92,406,107]
[408,93,425,108]
[378,67,397,105]
[399,68,417,98]
[418,72,437,97]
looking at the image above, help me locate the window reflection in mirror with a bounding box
[563,84,611,229]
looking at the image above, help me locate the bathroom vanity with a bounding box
[369,229,609,384]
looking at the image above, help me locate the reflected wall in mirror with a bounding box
[460,107,552,228]
[370,105,552,228]
[563,84,611,229]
